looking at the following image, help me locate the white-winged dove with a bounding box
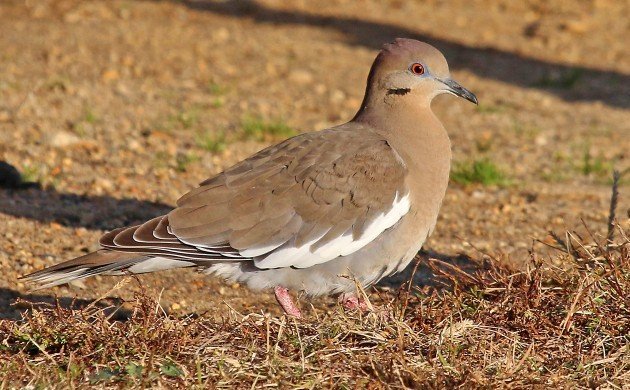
[24,39,477,318]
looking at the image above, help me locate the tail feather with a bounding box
[21,250,195,289]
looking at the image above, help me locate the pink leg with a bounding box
[339,293,370,312]
[274,286,302,318]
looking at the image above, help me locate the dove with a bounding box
[23,38,477,318]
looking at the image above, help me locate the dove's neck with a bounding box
[353,101,451,163]
[353,101,452,211]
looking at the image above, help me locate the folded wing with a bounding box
[102,124,410,269]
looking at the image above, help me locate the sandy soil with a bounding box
[0,0,628,320]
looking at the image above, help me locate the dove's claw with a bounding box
[339,293,370,312]
[274,286,302,318]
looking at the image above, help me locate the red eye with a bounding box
[410,63,425,75]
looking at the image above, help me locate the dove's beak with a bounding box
[439,78,478,105]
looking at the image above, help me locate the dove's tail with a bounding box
[21,250,195,289]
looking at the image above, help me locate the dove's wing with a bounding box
[105,123,409,268]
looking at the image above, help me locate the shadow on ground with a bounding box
[378,250,480,289]
[0,287,130,321]
[166,0,629,109]
[0,161,172,230]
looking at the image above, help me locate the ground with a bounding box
[0,0,628,387]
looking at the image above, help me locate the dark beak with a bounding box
[439,78,478,105]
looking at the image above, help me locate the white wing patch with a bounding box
[252,232,326,269]
[253,192,411,269]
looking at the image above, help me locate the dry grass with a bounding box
[1,183,628,389]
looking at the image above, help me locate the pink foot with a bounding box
[339,293,370,312]
[274,286,302,318]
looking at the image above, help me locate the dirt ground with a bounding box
[0,0,628,321]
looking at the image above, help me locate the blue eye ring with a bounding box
[410,63,425,75]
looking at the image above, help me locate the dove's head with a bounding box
[360,38,477,110]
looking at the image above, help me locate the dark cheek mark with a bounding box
[386,88,411,96]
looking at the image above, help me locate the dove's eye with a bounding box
[410,63,425,75]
